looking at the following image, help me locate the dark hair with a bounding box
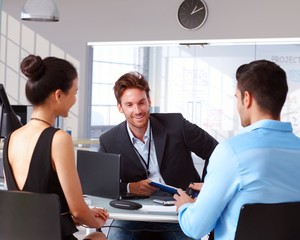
[113,71,150,104]
[236,59,288,118]
[20,54,77,105]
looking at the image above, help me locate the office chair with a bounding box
[234,201,300,240]
[0,190,61,240]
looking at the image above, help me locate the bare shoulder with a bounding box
[52,129,73,147]
[51,129,75,164]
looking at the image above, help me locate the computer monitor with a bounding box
[0,84,23,179]
[0,84,23,138]
[11,105,30,126]
[0,104,3,178]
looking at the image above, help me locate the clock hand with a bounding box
[191,6,204,15]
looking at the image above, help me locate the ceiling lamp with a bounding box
[20,0,60,22]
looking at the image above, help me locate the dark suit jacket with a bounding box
[99,113,218,193]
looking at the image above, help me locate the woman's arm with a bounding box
[52,130,108,228]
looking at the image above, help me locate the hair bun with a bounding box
[20,55,45,81]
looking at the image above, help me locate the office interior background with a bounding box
[1,0,300,142]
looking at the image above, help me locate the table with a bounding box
[86,195,178,223]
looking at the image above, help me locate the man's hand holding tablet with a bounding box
[149,180,178,194]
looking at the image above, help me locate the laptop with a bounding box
[77,150,121,199]
[77,150,148,199]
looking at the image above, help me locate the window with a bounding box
[89,43,300,140]
[90,46,149,138]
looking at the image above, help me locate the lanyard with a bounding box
[132,126,152,177]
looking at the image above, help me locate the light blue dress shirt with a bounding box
[126,122,165,186]
[178,120,300,240]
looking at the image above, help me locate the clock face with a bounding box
[177,0,208,30]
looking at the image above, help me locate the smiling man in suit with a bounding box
[99,71,218,240]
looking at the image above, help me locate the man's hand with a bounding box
[174,188,195,211]
[129,179,158,196]
[188,182,203,191]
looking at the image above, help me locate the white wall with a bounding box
[5,0,300,43]
[2,0,300,138]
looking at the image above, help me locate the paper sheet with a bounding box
[140,204,177,212]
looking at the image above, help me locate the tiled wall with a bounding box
[0,10,80,138]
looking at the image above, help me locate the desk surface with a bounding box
[87,195,178,223]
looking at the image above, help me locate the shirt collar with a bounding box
[239,120,293,134]
[127,121,151,144]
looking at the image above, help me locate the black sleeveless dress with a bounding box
[3,127,78,240]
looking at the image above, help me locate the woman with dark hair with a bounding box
[3,55,108,240]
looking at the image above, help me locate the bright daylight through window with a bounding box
[89,43,300,141]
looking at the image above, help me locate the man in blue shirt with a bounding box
[174,59,300,240]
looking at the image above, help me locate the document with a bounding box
[140,204,177,212]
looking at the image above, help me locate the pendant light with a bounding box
[20,0,60,22]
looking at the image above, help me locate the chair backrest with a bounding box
[0,190,61,240]
[234,202,300,240]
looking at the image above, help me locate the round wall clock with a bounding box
[177,0,208,30]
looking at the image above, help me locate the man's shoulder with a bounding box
[150,113,187,130]
[100,122,126,139]
[150,113,183,120]
[222,130,257,154]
